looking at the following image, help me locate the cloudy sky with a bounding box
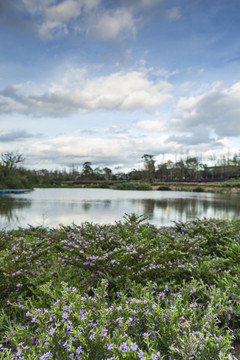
[0,0,240,171]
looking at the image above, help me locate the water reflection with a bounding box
[0,189,239,229]
[133,195,240,223]
[0,195,31,228]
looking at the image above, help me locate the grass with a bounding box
[0,214,239,359]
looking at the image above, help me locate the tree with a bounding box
[185,157,199,179]
[81,162,93,179]
[174,160,186,179]
[142,154,155,183]
[0,152,25,176]
[103,167,112,180]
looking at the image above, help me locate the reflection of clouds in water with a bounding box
[1,189,239,230]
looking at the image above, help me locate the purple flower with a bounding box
[107,343,114,350]
[49,327,55,336]
[62,312,68,319]
[76,346,82,354]
[39,352,53,359]
[31,315,38,323]
[131,343,138,351]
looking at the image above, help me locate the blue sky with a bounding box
[0,0,240,171]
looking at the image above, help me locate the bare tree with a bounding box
[0,152,25,176]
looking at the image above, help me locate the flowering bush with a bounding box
[0,215,239,359]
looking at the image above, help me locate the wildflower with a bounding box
[131,343,138,351]
[151,352,161,359]
[39,352,53,359]
[62,312,68,319]
[31,315,38,323]
[49,327,55,336]
[76,346,82,354]
[119,342,130,352]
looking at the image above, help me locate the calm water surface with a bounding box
[0,188,239,229]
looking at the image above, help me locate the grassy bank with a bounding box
[34,180,240,194]
[34,181,152,190]
[154,181,240,194]
[0,215,239,359]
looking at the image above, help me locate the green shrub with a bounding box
[113,182,152,190]
[193,186,204,192]
[3,175,23,189]
[157,186,171,191]
[0,182,7,190]
[0,216,239,359]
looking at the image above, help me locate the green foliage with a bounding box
[113,181,152,190]
[221,181,240,187]
[192,186,205,192]
[157,186,171,191]
[0,151,34,189]
[1,175,23,189]
[84,183,110,189]
[0,216,239,359]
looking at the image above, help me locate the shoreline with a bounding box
[32,182,240,194]
[152,182,240,193]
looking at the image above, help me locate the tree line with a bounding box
[1,151,240,189]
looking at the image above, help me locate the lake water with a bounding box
[0,188,239,230]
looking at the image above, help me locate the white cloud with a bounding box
[172,82,240,137]
[38,0,101,39]
[86,8,136,41]
[18,0,101,39]
[0,0,180,43]
[0,68,172,116]
[20,0,138,41]
[177,95,203,110]
[27,133,174,169]
[137,120,167,132]
[45,0,84,21]
[135,81,240,152]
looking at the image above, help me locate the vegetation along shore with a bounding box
[1,151,240,193]
[0,214,239,359]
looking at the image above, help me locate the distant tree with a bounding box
[81,162,93,179]
[185,157,199,179]
[156,163,167,181]
[174,160,186,179]
[128,169,144,181]
[103,167,112,180]
[142,154,155,183]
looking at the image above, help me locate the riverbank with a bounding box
[152,182,240,193]
[0,216,239,359]
[34,180,240,194]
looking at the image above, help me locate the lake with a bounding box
[0,188,239,230]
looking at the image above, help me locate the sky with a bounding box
[0,0,240,172]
